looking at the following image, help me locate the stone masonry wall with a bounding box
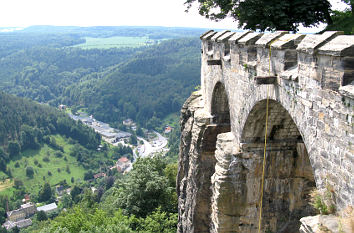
[177,30,354,232]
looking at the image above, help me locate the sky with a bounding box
[0,0,349,32]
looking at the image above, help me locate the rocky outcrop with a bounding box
[177,90,211,233]
[177,92,317,233]
[299,214,354,233]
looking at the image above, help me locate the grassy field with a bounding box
[2,135,86,195]
[72,36,157,49]
[0,179,13,192]
[162,113,179,129]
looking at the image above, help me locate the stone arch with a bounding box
[195,82,231,232]
[238,99,316,232]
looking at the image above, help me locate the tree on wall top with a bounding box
[185,0,333,31]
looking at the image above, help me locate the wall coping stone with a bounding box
[201,31,217,40]
[296,31,344,54]
[318,35,354,57]
[229,31,251,43]
[216,31,235,42]
[255,31,288,48]
[211,30,230,41]
[271,34,305,50]
[238,32,264,45]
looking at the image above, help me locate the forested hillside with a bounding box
[63,38,200,128]
[0,26,202,129]
[0,91,100,152]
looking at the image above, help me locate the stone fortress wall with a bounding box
[177,30,354,233]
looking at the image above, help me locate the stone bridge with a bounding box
[177,30,354,233]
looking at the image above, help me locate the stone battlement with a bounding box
[200,30,354,92]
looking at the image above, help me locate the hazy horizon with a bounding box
[0,0,349,33]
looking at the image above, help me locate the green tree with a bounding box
[0,148,8,161]
[13,179,23,189]
[61,194,73,208]
[129,134,137,146]
[324,1,354,34]
[115,157,173,217]
[70,186,82,203]
[37,210,48,221]
[26,166,34,178]
[136,126,145,137]
[164,163,178,188]
[137,208,178,233]
[0,207,6,225]
[8,141,20,158]
[185,0,333,31]
[38,182,52,202]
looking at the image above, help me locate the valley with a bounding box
[0,25,200,232]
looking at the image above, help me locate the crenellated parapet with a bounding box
[200,30,354,92]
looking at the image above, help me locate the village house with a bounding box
[122,118,134,126]
[7,202,36,222]
[93,172,106,179]
[3,202,37,230]
[164,126,173,134]
[22,194,30,204]
[58,104,66,110]
[115,156,132,173]
[3,218,32,230]
[55,185,65,196]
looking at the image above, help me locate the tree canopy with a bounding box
[185,0,333,31]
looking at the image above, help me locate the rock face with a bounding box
[177,31,354,233]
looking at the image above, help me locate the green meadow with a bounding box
[1,135,86,195]
[72,36,156,49]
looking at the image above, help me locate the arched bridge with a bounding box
[177,30,354,233]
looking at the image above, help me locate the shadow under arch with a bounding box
[195,82,232,232]
[239,99,316,232]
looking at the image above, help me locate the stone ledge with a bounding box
[339,85,354,99]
